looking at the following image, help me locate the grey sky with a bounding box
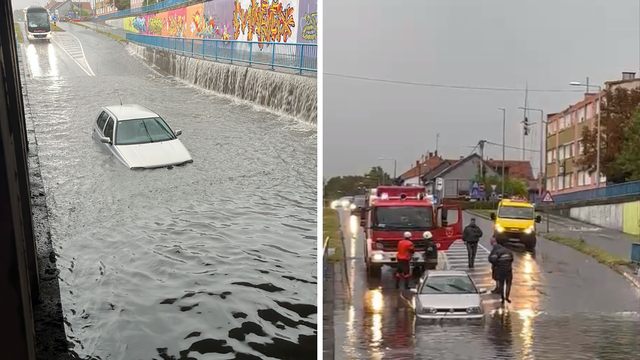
[12,0,48,10]
[324,0,640,178]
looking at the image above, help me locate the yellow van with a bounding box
[489,199,541,251]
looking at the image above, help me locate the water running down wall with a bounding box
[129,42,317,123]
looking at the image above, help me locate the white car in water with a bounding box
[91,104,193,169]
[410,270,487,321]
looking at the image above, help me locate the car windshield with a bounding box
[27,13,49,28]
[115,117,176,145]
[498,206,534,220]
[373,206,432,230]
[420,275,477,294]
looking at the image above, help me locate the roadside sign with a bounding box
[435,177,444,191]
[541,190,555,203]
[52,16,57,21]
[491,184,497,191]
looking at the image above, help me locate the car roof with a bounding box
[104,104,159,121]
[426,270,470,277]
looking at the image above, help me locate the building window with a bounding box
[585,172,592,185]
[578,140,584,155]
[599,173,607,184]
[557,175,564,190]
[547,150,554,164]
[577,171,585,186]
[564,174,573,188]
[546,178,553,191]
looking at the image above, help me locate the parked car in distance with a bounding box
[92,104,193,169]
[411,270,487,321]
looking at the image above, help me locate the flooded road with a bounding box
[19,23,317,360]
[334,210,640,359]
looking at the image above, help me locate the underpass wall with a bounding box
[568,201,640,235]
[128,42,317,123]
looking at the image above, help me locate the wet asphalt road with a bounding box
[333,210,640,359]
[20,22,317,360]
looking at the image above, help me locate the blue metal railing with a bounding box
[98,0,191,20]
[126,34,317,74]
[535,180,640,205]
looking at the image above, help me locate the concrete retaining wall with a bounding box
[569,201,640,235]
[128,43,317,123]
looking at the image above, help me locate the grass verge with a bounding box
[14,22,23,43]
[467,209,494,219]
[544,234,631,268]
[69,22,126,42]
[52,24,65,31]
[323,207,342,262]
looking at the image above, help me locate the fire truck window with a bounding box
[446,209,459,225]
[373,206,433,229]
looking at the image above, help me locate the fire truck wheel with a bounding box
[367,264,381,277]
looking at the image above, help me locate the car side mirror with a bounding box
[410,288,417,294]
[174,129,182,137]
[100,137,111,145]
[535,215,542,223]
[490,212,496,220]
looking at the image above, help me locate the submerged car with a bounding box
[410,270,487,321]
[91,105,193,169]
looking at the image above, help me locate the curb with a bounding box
[467,210,640,289]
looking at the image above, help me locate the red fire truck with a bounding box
[360,185,463,277]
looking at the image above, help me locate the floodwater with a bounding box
[20,24,317,360]
[334,211,640,360]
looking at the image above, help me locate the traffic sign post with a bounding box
[540,190,555,233]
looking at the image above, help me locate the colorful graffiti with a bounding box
[299,0,316,42]
[232,0,296,45]
[117,0,315,44]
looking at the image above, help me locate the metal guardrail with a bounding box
[126,34,317,74]
[97,0,191,20]
[323,236,330,282]
[534,180,640,205]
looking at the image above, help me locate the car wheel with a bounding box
[524,237,537,252]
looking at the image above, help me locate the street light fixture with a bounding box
[378,157,397,185]
[570,81,603,187]
[519,107,546,197]
[498,108,506,197]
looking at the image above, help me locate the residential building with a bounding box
[400,152,537,198]
[545,72,640,195]
[96,0,117,16]
[131,0,144,10]
[48,1,92,18]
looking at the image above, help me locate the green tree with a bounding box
[576,87,640,183]
[323,167,391,200]
[616,110,640,180]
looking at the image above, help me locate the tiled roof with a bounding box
[400,156,460,180]
[486,160,535,180]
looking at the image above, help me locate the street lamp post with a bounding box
[378,157,397,185]
[498,108,506,197]
[519,107,546,197]
[570,81,603,187]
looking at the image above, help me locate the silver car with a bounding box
[91,105,193,169]
[410,270,487,321]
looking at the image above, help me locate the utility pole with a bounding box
[499,108,506,197]
[478,140,485,184]
[435,133,440,154]
[522,82,529,160]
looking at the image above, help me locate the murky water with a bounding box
[21,34,317,360]
[333,211,640,360]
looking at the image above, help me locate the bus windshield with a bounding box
[373,206,433,230]
[27,12,50,30]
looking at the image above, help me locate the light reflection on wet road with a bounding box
[19,22,316,360]
[334,210,640,359]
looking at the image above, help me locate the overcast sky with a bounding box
[324,0,640,178]
[12,0,48,10]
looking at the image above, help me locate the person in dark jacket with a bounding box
[488,237,514,303]
[462,218,483,268]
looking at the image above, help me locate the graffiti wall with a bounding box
[110,0,317,44]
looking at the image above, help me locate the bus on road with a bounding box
[24,6,51,42]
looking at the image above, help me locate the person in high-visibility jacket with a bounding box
[395,231,415,289]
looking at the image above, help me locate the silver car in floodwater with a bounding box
[91,105,193,169]
[410,270,487,321]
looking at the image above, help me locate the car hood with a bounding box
[416,294,481,308]
[115,140,192,169]
[497,218,533,229]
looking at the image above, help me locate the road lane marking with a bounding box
[51,32,95,76]
[65,30,95,76]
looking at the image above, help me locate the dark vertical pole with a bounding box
[0,1,38,359]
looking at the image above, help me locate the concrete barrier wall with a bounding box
[569,203,624,231]
[128,42,317,123]
[569,201,640,235]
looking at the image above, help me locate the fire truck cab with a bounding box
[360,186,463,277]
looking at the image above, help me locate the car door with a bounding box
[101,117,115,153]
[92,110,109,140]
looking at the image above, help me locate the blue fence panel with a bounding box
[99,0,191,20]
[631,242,640,263]
[534,180,640,205]
[126,34,317,73]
